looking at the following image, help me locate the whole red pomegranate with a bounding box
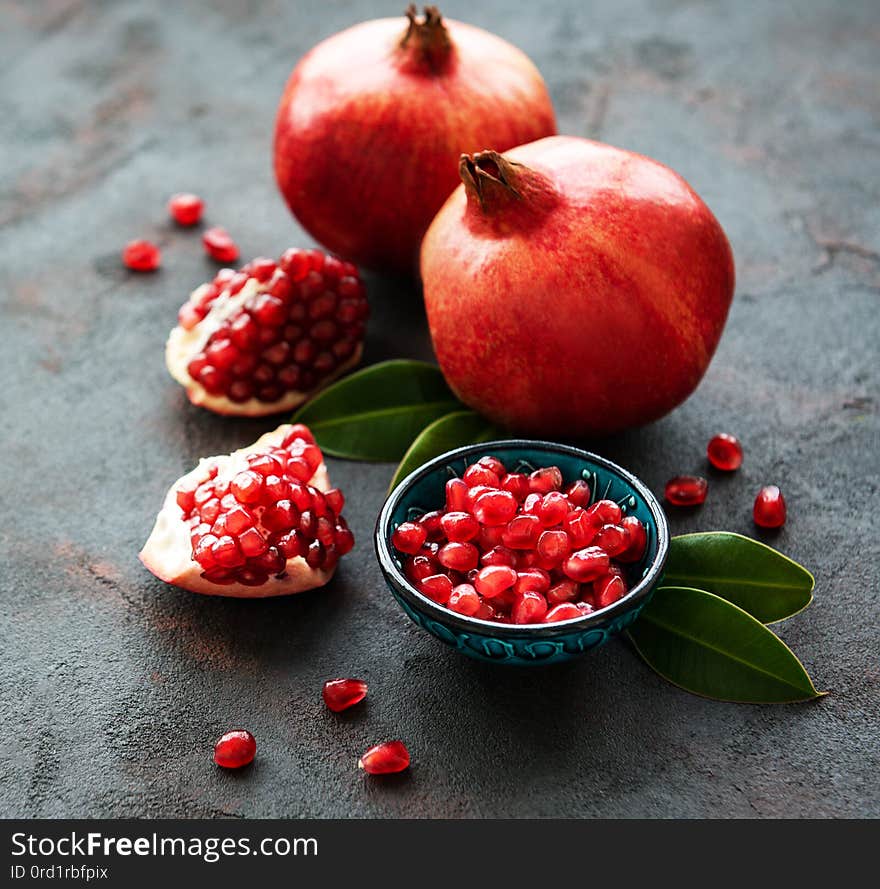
[421,137,736,437]
[273,6,556,275]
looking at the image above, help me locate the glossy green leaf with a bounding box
[390,410,501,491]
[292,360,462,461]
[627,586,824,703]
[665,532,814,623]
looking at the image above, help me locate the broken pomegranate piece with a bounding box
[139,423,354,597]
[166,248,368,416]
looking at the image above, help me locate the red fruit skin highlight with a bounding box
[273,9,556,275]
[421,137,735,436]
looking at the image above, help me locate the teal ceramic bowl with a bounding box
[375,440,669,665]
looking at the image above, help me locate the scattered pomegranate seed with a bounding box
[213,729,256,769]
[358,740,410,775]
[707,433,743,471]
[664,475,708,507]
[168,192,204,226]
[391,456,648,625]
[322,678,368,712]
[202,226,239,263]
[753,485,787,528]
[122,239,161,272]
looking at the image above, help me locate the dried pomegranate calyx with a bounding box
[139,424,347,598]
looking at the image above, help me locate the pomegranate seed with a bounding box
[477,455,507,476]
[665,476,708,507]
[511,590,548,624]
[592,524,629,557]
[448,583,481,616]
[168,192,204,226]
[437,542,479,572]
[754,485,787,528]
[213,535,244,568]
[481,545,517,568]
[323,678,367,712]
[472,490,518,525]
[419,510,445,541]
[594,573,627,608]
[617,516,647,563]
[419,573,453,604]
[440,511,480,542]
[707,433,743,471]
[463,463,500,487]
[564,507,596,547]
[445,478,469,512]
[500,473,530,500]
[544,603,583,622]
[202,227,239,263]
[231,470,264,504]
[514,568,551,595]
[502,513,542,549]
[565,479,592,507]
[122,239,161,271]
[547,579,580,604]
[325,488,345,515]
[474,565,517,599]
[478,524,505,550]
[405,554,437,584]
[358,740,410,775]
[562,547,610,583]
[213,729,256,769]
[587,499,623,525]
[529,466,562,493]
[536,529,572,565]
[392,521,427,554]
[238,527,268,557]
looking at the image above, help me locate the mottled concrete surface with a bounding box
[1,0,877,818]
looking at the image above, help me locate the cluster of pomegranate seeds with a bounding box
[122,239,161,272]
[707,433,743,471]
[168,192,204,226]
[323,678,368,712]
[358,740,411,775]
[664,475,709,507]
[392,456,648,625]
[213,729,257,769]
[179,248,368,405]
[176,425,354,586]
[754,485,786,528]
[202,226,240,263]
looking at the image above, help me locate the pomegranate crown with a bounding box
[400,5,452,72]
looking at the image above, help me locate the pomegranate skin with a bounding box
[273,9,556,276]
[421,136,736,437]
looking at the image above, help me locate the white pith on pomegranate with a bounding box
[139,424,354,598]
[167,249,369,416]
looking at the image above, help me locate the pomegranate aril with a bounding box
[754,485,786,528]
[323,678,368,713]
[594,573,627,608]
[193,534,219,568]
[474,565,517,599]
[231,470,264,504]
[587,499,623,525]
[437,542,479,572]
[325,488,344,515]
[529,466,562,494]
[463,463,500,488]
[501,513,542,549]
[665,475,708,507]
[168,192,204,226]
[500,472,530,500]
[419,510,445,541]
[335,526,355,555]
[511,590,548,624]
[213,729,256,769]
[537,491,569,527]
[547,579,580,605]
[392,522,427,555]
[564,508,597,548]
[358,740,410,775]
[199,498,221,524]
[419,573,453,604]
[122,239,161,272]
[305,539,325,568]
[238,526,269,558]
[514,568,551,595]
[481,545,517,568]
[444,478,469,512]
[477,455,507,477]
[565,479,592,507]
[562,547,610,583]
[448,583,481,616]
[248,453,283,477]
[707,433,743,471]
[212,535,244,568]
[617,516,647,563]
[203,226,239,263]
[544,603,583,622]
[299,509,318,538]
[440,511,479,542]
[592,524,629,557]
[536,529,572,564]
[176,483,197,513]
[472,489,518,526]
[405,554,438,584]
[224,504,255,535]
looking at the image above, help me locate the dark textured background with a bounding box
[1,0,878,818]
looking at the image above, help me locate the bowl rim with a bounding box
[374,439,669,635]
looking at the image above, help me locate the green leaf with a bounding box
[292,360,462,461]
[627,586,824,703]
[665,532,814,624]
[390,410,500,491]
